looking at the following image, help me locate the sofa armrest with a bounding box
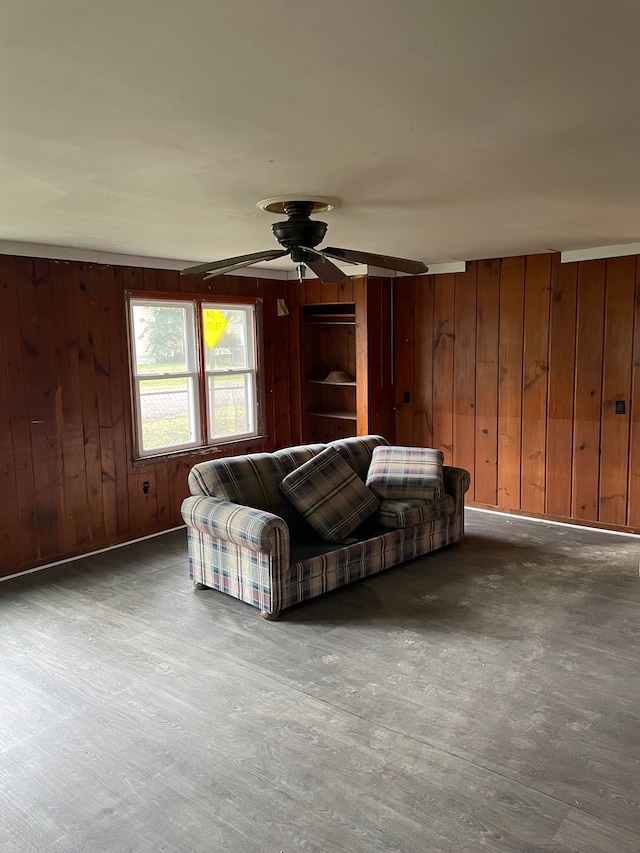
[181,496,289,552]
[443,466,471,513]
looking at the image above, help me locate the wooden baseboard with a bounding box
[467,502,640,536]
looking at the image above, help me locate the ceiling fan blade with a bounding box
[303,250,348,283]
[322,247,428,276]
[181,249,287,276]
[202,254,288,280]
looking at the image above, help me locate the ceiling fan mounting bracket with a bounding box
[257,196,339,215]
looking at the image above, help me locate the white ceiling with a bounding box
[2,0,640,270]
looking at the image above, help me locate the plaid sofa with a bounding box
[181,435,470,619]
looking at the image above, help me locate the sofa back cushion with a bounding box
[187,436,392,530]
[189,453,297,523]
[328,434,389,480]
[272,443,326,476]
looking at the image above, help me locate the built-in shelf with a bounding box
[305,315,355,325]
[306,379,357,387]
[303,304,356,325]
[308,410,357,421]
[302,302,358,441]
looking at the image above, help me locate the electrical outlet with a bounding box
[403,391,410,403]
[615,400,625,415]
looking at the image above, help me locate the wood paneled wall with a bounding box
[4,247,637,576]
[0,255,292,577]
[394,253,640,533]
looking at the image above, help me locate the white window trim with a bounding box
[127,293,263,460]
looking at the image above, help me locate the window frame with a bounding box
[126,290,264,460]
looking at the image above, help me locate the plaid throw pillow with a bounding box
[280,447,379,542]
[366,446,444,501]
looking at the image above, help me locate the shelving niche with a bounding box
[302,303,357,442]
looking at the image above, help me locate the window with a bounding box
[127,293,262,458]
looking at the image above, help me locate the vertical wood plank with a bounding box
[110,266,133,541]
[520,254,551,513]
[49,261,90,552]
[338,278,355,303]
[572,260,606,521]
[378,278,395,443]
[474,259,500,504]
[168,457,193,526]
[545,256,578,518]
[259,281,277,448]
[432,274,455,465]
[2,258,39,568]
[303,280,324,305]
[394,277,415,444]
[319,281,340,304]
[497,256,525,509]
[0,257,23,569]
[354,276,370,436]
[365,278,384,436]
[143,267,159,291]
[155,267,180,292]
[358,277,394,441]
[413,277,434,447]
[21,258,66,560]
[155,460,172,530]
[265,280,292,450]
[453,264,477,497]
[598,256,635,525]
[287,280,305,446]
[628,266,640,527]
[73,262,107,544]
[89,264,119,542]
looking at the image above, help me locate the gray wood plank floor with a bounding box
[1,509,639,853]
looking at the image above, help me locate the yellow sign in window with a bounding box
[202,309,228,349]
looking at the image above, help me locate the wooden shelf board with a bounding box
[306,379,356,387]
[305,315,355,325]
[308,410,357,421]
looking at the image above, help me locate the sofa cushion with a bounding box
[273,443,326,476]
[328,434,389,480]
[376,495,455,529]
[188,453,299,526]
[366,446,444,501]
[280,446,379,542]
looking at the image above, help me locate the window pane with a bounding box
[139,378,198,451]
[132,303,191,374]
[202,306,253,371]
[208,374,254,439]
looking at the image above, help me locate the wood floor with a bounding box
[1,510,639,853]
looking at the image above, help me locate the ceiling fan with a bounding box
[181,198,429,283]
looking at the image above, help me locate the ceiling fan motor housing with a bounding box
[271,200,327,261]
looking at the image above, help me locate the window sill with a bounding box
[132,435,270,466]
